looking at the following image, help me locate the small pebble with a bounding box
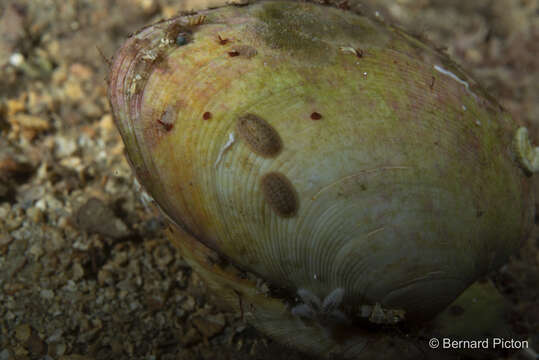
[192,313,226,338]
[28,243,44,260]
[74,198,130,239]
[26,207,43,223]
[9,53,24,67]
[72,262,85,281]
[15,324,32,342]
[0,349,13,360]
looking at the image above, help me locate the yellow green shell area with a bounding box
[109,1,533,320]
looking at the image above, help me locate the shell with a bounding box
[108,1,535,358]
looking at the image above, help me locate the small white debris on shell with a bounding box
[128,74,143,96]
[359,303,406,324]
[141,49,157,61]
[255,278,270,296]
[340,46,359,56]
[134,177,155,211]
[214,132,236,168]
[159,37,174,47]
[434,64,479,102]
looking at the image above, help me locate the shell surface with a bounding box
[109,0,535,356]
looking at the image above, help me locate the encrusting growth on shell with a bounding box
[157,105,176,131]
[260,172,298,218]
[291,288,349,325]
[514,127,539,174]
[236,113,282,158]
[358,303,406,325]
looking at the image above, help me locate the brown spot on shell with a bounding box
[157,105,176,131]
[261,172,298,218]
[236,114,282,157]
[310,112,322,120]
[229,45,257,59]
[143,100,186,148]
[203,111,212,120]
[218,34,229,45]
[157,119,173,131]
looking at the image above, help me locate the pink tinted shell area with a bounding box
[108,20,182,142]
[107,19,184,197]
